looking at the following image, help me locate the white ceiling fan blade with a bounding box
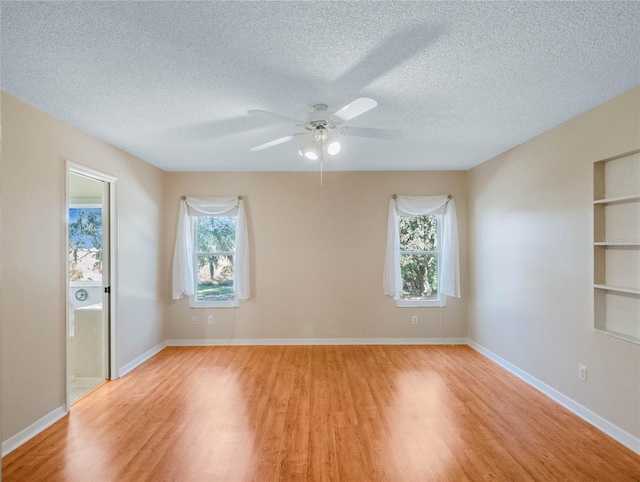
[339,126,402,140]
[247,110,306,126]
[249,133,304,152]
[330,98,378,123]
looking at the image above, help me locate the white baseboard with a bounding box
[467,339,640,455]
[118,340,167,377]
[2,405,67,457]
[167,337,468,346]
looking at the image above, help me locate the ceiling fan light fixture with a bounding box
[299,138,320,161]
[327,141,341,156]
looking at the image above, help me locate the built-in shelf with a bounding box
[594,284,640,296]
[594,328,640,344]
[593,194,640,205]
[593,242,640,246]
[593,149,640,344]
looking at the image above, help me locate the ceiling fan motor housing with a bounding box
[305,104,337,132]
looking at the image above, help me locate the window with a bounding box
[398,214,441,306]
[172,196,250,306]
[383,195,460,305]
[69,206,103,282]
[193,215,237,307]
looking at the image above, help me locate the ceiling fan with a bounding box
[248,98,402,160]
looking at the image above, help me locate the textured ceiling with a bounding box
[2,1,639,172]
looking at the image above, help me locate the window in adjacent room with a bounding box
[68,206,103,282]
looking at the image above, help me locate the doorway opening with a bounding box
[66,162,117,408]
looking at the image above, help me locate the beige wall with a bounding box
[467,86,640,438]
[4,82,638,451]
[1,92,166,441]
[164,171,468,340]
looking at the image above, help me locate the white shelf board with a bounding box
[594,284,640,295]
[594,328,640,345]
[593,242,640,246]
[593,194,640,205]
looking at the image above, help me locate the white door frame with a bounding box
[65,161,118,412]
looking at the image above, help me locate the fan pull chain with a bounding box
[320,137,324,186]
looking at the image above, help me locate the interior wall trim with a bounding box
[166,337,468,346]
[118,340,168,378]
[2,405,67,457]
[467,339,640,455]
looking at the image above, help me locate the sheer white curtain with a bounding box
[383,195,460,300]
[172,196,250,300]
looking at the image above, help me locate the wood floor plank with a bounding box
[3,345,640,481]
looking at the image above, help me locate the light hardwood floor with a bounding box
[3,345,640,481]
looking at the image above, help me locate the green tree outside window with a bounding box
[399,214,439,300]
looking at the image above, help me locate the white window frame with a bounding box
[189,214,239,308]
[396,214,446,308]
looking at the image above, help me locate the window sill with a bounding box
[189,297,239,309]
[396,298,446,308]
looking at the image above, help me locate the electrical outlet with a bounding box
[411,315,418,325]
[579,365,587,382]
[190,316,196,325]
[208,315,214,324]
